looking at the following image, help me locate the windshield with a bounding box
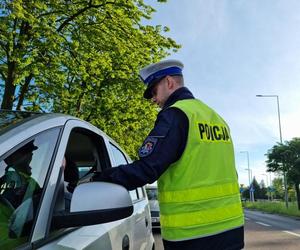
[146,188,158,200]
[0,110,41,135]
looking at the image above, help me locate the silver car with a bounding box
[146,185,160,229]
[0,110,154,250]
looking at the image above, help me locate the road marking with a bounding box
[255,221,271,227]
[283,231,300,238]
[245,217,250,221]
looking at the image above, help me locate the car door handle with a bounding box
[145,217,149,227]
[122,235,130,250]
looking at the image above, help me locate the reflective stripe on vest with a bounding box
[159,182,239,203]
[158,99,244,241]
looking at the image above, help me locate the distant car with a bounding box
[0,110,154,250]
[146,185,160,229]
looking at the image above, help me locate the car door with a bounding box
[38,120,137,250]
[108,142,153,250]
[0,115,152,250]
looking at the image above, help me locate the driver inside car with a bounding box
[0,141,40,209]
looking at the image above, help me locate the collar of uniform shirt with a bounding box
[162,87,194,110]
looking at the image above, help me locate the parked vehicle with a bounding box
[146,185,160,229]
[0,110,154,250]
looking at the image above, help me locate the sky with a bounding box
[146,0,300,186]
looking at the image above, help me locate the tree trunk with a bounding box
[1,61,16,110]
[1,20,31,110]
[16,74,33,110]
[76,82,87,114]
[295,183,300,210]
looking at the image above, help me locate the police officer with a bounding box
[94,59,244,250]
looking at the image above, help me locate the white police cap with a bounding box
[139,59,184,99]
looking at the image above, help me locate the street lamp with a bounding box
[240,151,253,202]
[268,172,273,200]
[256,95,282,142]
[245,168,253,183]
[256,94,288,207]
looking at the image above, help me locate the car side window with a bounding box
[146,188,158,200]
[137,187,145,199]
[108,143,140,201]
[109,143,128,167]
[62,129,108,211]
[48,128,111,238]
[130,189,139,201]
[0,128,60,250]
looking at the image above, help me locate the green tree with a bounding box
[242,177,266,200]
[272,177,284,199]
[266,138,300,209]
[251,177,266,200]
[0,0,180,158]
[259,179,268,199]
[286,138,300,206]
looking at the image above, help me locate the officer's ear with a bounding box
[166,76,175,90]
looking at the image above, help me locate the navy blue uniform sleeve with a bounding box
[95,107,188,190]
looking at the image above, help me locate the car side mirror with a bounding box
[51,182,133,229]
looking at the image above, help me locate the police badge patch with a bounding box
[139,137,158,157]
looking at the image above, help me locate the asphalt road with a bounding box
[244,209,300,249]
[153,229,164,250]
[153,209,300,249]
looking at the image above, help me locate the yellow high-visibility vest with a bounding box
[158,99,244,241]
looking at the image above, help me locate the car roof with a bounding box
[0,112,71,155]
[0,110,131,161]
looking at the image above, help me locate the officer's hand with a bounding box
[92,168,116,182]
[91,171,106,182]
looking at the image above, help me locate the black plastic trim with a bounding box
[51,206,134,229]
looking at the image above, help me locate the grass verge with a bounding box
[243,201,300,217]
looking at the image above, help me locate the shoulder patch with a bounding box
[139,137,158,158]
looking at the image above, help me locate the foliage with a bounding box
[0,0,180,158]
[272,177,284,199]
[270,177,296,201]
[253,177,267,199]
[243,201,300,218]
[266,138,300,209]
[241,177,267,200]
